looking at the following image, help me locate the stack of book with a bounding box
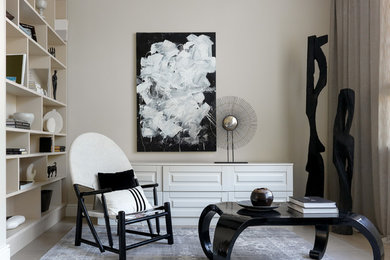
[6,119,30,129]
[288,196,338,215]
[6,148,27,155]
[54,146,65,152]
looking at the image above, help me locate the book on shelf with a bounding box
[54,146,65,152]
[19,180,34,190]
[6,148,27,155]
[289,196,336,208]
[6,54,27,85]
[6,151,27,155]
[7,148,26,152]
[287,202,339,214]
[6,120,31,129]
[6,125,30,130]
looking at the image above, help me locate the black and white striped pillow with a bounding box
[101,186,153,216]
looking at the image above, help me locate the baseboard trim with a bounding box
[0,244,10,260]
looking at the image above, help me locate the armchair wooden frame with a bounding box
[73,182,173,260]
[69,132,174,260]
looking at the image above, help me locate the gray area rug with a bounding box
[41,226,334,259]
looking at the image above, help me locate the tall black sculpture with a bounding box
[332,89,355,235]
[305,35,328,197]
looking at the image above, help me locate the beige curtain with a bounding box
[327,0,390,237]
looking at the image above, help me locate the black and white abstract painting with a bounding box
[136,33,216,152]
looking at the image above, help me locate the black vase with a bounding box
[250,188,274,206]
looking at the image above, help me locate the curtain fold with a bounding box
[328,0,389,237]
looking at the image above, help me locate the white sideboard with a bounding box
[132,163,293,225]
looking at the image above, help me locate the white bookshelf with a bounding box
[5,0,67,256]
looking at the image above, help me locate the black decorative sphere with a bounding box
[250,188,274,206]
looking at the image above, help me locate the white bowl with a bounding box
[13,112,35,125]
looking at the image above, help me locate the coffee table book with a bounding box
[287,202,339,214]
[289,196,336,208]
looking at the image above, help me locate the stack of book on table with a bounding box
[6,119,30,129]
[288,196,338,215]
[6,148,27,155]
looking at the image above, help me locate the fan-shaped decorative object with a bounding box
[216,96,257,163]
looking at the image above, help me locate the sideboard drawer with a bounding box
[163,165,224,191]
[233,165,293,192]
[163,192,228,217]
[133,165,162,191]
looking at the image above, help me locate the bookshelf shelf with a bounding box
[5,0,68,256]
[6,176,66,198]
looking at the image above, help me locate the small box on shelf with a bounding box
[39,137,52,153]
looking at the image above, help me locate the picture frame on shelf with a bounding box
[19,23,37,42]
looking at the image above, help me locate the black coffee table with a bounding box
[198,202,384,260]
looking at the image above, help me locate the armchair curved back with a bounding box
[69,132,133,190]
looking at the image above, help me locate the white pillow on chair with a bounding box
[101,186,153,216]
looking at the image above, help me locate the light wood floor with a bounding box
[11,217,390,260]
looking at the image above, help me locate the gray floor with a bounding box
[11,217,390,260]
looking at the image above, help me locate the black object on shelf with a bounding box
[6,11,14,21]
[47,162,57,178]
[41,190,53,212]
[52,70,57,100]
[48,47,56,57]
[39,137,52,152]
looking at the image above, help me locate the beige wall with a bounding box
[67,0,330,203]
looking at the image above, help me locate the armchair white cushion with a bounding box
[101,186,152,216]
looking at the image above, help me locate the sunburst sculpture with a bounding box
[216,96,257,163]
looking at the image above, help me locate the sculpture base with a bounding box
[332,225,353,235]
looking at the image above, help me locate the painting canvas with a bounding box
[136,32,216,152]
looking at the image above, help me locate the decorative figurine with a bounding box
[304,35,328,197]
[26,163,36,182]
[36,0,47,17]
[52,70,57,100]
[48,47,56,57]
[47,162,57,178]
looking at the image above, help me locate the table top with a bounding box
[213,202,346,226]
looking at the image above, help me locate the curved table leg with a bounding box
[212,214,248,260]
[309,224,329,259]
[340,213,384,260]
[198,204,223,259]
